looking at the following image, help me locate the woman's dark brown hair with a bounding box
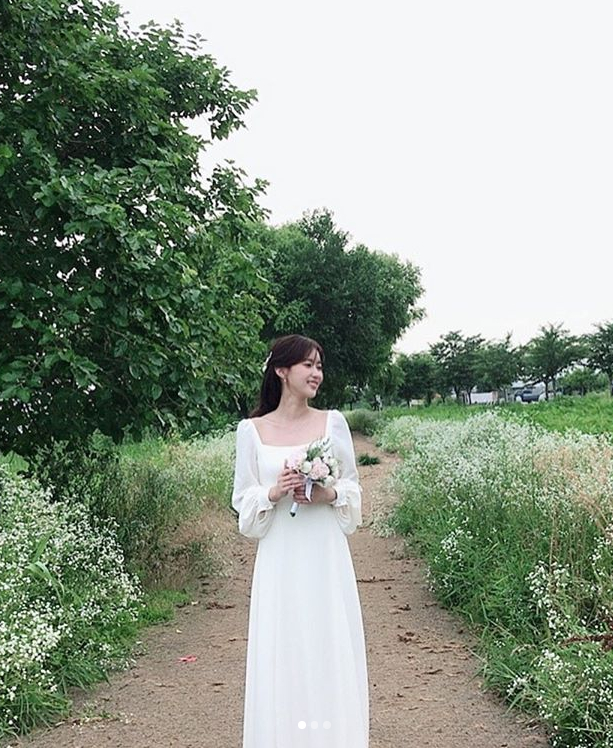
[249,334,325,418]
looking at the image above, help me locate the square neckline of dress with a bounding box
[249,409,332,448]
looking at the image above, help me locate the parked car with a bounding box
[517,385,546,403]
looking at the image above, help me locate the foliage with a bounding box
[380,401,476,424]
[507,393,613,437]
[429,330,484,403]
[0,465,143,738]
[24,429,121,507]
[476,333,522,392]
[357,452,380,465]
[378,412,613,747]
[260,209,424,405]
[341,408,383,436]
[0,450,28,475]
[381,392,613,437]
[586,321,613,395]
[0,0,272,457]
[558,368,609,396]
[364,357,404,406]
[0,420,244,737]
[395,351,438,404]
[22,428,237,585]
[522,324,584,400]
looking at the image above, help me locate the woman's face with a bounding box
[280,348,324,398]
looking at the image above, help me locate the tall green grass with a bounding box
[374,391,613,438]
[0,426,239,739]
[503,392,613,437]
[22,428,236,586]
[378,412,613,748]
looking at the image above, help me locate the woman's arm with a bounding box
[231,420,276,540]
[328,409,363,535]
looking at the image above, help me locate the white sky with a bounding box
[118,0,613,354]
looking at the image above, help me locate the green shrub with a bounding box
[25,430,121,509]
[342,408,383,435]
[0,466,143,738]
[21,429,236,585]
[357,453,380,465]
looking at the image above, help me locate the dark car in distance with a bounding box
[517,385,545,403]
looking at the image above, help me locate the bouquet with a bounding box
[286,437,340,516]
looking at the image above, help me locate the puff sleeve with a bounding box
[231,419,276,540]
[328,409,363,536]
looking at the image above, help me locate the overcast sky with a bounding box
[118,0,613,354]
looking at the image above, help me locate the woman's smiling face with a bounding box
[282,348,324,398]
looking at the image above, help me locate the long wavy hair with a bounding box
[249,334,325,418]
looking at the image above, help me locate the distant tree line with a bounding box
[374,322,613,408]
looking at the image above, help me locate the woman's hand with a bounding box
[310,483,337,505]
[269,460,305,503]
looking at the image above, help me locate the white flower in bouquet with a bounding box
[287,437,340,516]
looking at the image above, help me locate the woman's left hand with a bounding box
[309,483,337,505]
[291,476,336,505]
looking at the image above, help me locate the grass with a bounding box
[503,391,613,437]
[377,408,613,748]
[372,390,613,438]
[0,426,238,739]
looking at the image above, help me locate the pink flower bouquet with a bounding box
[287,437,340,516]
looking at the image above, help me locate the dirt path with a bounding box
[10,434,551,748]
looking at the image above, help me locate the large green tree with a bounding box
[260,209,424,405]
[586,321,613,395]
[522,323,583,400]
[396,352,438,405]
[430,331,484,404]
[363,356,404,407]
[476,334,522,399]
[0,0,272,455]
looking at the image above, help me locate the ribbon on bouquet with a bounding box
[290,477,314,517]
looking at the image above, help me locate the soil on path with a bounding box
[10,433,551,748]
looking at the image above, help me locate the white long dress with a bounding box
[231,408,369,748]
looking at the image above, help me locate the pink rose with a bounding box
[287,449,307,472]
[309,457,330,481]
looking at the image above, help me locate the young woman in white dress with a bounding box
[232,334,369,747]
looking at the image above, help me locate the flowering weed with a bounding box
[378,411,613,747]
[0,466,142,738]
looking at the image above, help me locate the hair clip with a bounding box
[261,352,272,373]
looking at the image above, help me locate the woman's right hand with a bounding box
[269,460,304,503]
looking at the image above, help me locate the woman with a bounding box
[232,334,369,747]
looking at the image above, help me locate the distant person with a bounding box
[231,334,369,747]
